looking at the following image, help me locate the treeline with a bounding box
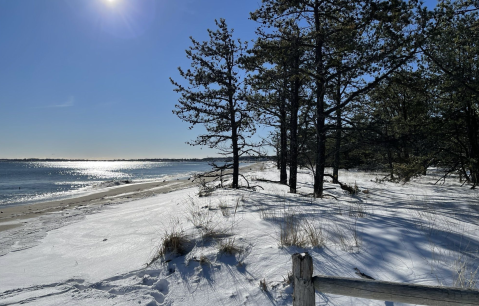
[171,0,479,195]
[0,156,272,162]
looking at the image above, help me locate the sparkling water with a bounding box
[0,161,218,208]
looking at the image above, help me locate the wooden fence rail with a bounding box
[292,253,479,306]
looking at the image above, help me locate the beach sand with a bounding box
[0,162,264,232]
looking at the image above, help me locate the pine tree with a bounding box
[171,19,254,189]
[252,0,424,197]
[422,0,479,186]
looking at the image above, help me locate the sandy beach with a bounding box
[0,163,263,232]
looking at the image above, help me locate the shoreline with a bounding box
[0,163,263,232]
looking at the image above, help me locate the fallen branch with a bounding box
[324,174,358,194]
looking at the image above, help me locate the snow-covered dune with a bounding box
[1,162,478,305]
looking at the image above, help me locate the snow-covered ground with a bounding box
[1,162,478,305]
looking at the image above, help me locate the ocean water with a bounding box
[0,161,220,208]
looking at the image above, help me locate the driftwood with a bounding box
[192,162,263,191]
[255,178,288,185]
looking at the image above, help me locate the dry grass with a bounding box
[187,198,234,239]
[217,237,242,255]
[196,178,216,197]
[303,218,326,248]
[282,271,293,285]
[200,223,231,240]
[160,229,188,257]
[334,217,361,252]
[277,210,326,248]
[149,219,190,265]
[453,254,479,289]
[427,241,479,289]
[349,203,366,218]
[190,254,210,265]
[259,278,267,291]
[218,201,231,217]
[186,197,237,240]
[186,196,214,229]
[279,211,307,247]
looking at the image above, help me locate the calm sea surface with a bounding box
[0,161,221,208]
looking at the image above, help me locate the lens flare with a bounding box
[66,0,157,39]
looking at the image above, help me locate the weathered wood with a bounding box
[313,275,479,306]
[292,253,315,306]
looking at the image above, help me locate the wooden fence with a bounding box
[292,253,479,306]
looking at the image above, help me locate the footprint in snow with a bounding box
[149,291,165,304]
[153,279,169,295]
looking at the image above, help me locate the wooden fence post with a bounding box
[292,253,315,306]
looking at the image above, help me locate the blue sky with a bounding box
[0,0,262,159]
[0,0,438,159]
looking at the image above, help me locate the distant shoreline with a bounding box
[0,157,273,162]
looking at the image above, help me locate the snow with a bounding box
[1,162,478,305]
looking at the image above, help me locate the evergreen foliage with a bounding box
[171,0,479,191]
[171,19,254,189]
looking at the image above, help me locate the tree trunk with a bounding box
[313,2,326,198]
[289,78,299,193]
[333,73,342,184]
[385,126,394,180]
[466,103,479,186]
[280,91,288,185]
[289,36,301,193]
[314,112,326,198]
[232,127,239,189]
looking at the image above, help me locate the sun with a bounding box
[104,0,119,7]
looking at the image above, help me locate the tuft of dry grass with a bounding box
[282,271,293,285]
[303,218,326,248]
[217,237,242,255]
[159,230,188,257]
[186,197,235,240]
[186,196,214,229]
[200,222,231,240]
[453,254,479,289]
[334,217,361,252]
[279,212,307,247]
[149,219,190,265]
[275,208,326,248]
